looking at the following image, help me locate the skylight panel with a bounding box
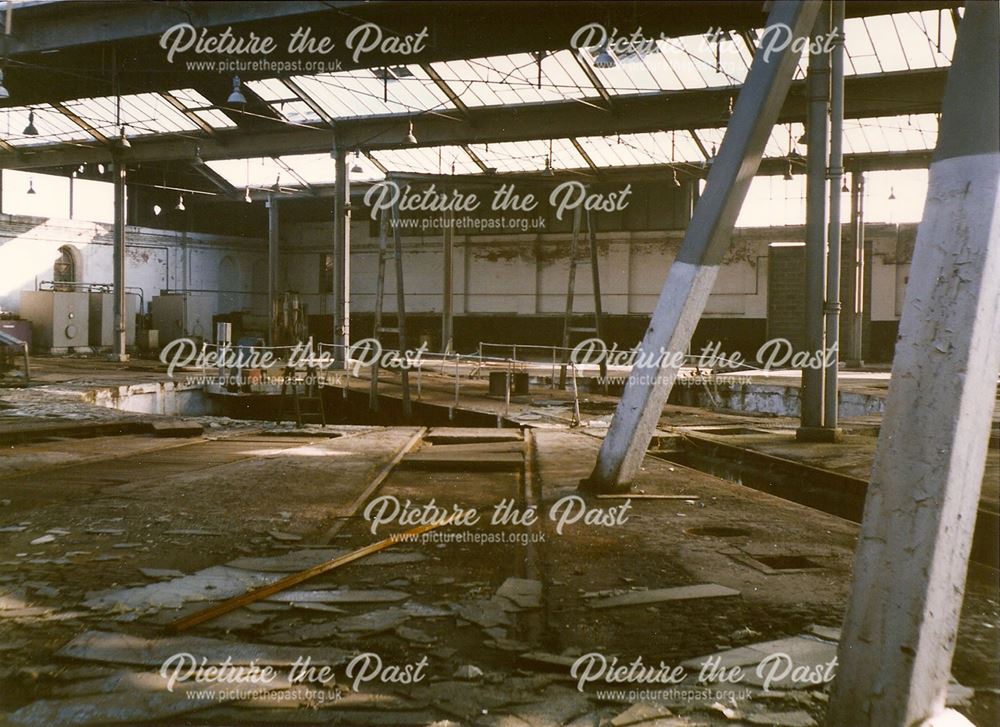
[290,66,451,119]
[373,146,481,175]
[432,50,594,108]
[0,104,94,146]
[467,138,586,172]
[60,93,206,137]
[206,157,286,189]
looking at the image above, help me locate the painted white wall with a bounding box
[281,220,911,321]
[0,213,265,321]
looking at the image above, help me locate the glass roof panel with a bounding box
[288,65,452,119]
[467,138,586,172]
[60,92,226,137]
[432,50,595,108]
[206,157,286,189]
[372,146,481,175]
[0,104,95,146]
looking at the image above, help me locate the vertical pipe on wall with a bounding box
[823,0,845,432]
[797,5,831,437]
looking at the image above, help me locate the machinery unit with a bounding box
[0,318,32,350]
[88,292,137,350]
[19,291,90,353]
[150,293,217,345]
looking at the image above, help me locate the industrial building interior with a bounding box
[0,1,997,725]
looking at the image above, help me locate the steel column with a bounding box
[112,161,128,362]
[442,209,454,353]
[267,192,279,346]
[333,149,350,366]
[798,5,831,436]
[587,0,823,490]
[848,170,866,364]
[827,4,1000,723]
[823,0,845,432]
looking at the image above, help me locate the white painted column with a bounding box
[826,4,1000,724]
[587,0,822,490]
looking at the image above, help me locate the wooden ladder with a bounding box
[369,196,413,418]
[560,205,608,389]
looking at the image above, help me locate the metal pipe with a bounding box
[823,0,845,430]
[799,5,831,432]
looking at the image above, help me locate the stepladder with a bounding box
[369,199,413,418]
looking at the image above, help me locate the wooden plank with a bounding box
[596,494,700,501]
[170,515,453,633]
[400,451,523,472]
[590,583,740,609]
[321,427,426,541]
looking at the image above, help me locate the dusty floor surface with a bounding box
[0,359,997,726]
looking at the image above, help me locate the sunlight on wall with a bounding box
[736,168,929,228]
[2,169,114,224]
[2,170,70,218]
[0,225,98,299]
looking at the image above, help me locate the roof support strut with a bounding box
[584,0,823,490]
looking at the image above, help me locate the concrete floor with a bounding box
[0,356,997,725]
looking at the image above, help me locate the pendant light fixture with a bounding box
[593,42,616,69]
[227,75,247,105]
[175,194,185,212]
[23,110,38,136]
[115,124,131,149]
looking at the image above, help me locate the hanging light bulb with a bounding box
[593,42,616,69]
[351,150,364,174]
[27,178,36,195]
[783,160,794,181]
[227,75,247,105]
[115,125,131,149]
[23,110,39,136]
[97,163,106,175]
[841,176,849,193]
[192,145,204,165]
[175,194,185,212]
[405,120,417,145]
[671,168,681,188]
[0,69,9,100]
[888,187,896,201]
[153,204,162,216]
[244,186,252,204]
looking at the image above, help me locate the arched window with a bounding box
[53,246,79,290]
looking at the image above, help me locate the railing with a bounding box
[191,337,761,424]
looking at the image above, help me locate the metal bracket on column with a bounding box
[585,0,823,491]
